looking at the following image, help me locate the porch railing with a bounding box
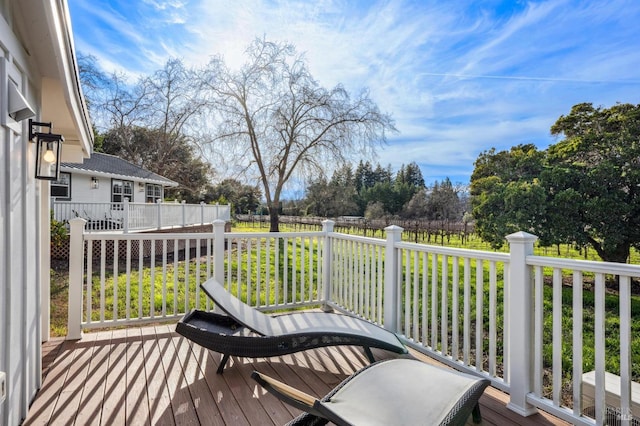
[67,219,640,426]
[53,200,231,232]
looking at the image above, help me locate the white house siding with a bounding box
[0,61,41,425]
[67,174,148,203]
[1,2,91,424]
[71,174,108,202]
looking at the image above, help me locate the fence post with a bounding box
[321,219,335,311]
[67,218,86,340]
[506,231,539,416]
[156,198,162,230]
[200,201,205,225]
[181,200,186,226]
[213,220,226,285]
[383,225,403,333]
[123,199,130,233]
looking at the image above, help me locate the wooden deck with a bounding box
[24,324,570,425]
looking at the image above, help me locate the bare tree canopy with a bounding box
[201,38,397,231]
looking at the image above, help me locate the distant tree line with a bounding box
[289,161,469,223]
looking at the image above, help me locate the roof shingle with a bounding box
[61,152,178,186]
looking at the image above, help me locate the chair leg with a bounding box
[471,403,482,424]
[217,354,230,374]
[364,347,375,363]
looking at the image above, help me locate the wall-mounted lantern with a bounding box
[29,119,64,180]
[91,177,99,189]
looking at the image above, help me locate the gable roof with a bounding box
[61,152,179,187]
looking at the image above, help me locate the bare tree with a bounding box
[88,58,214,201]
[201,38,396,231]
[141,59,208,178]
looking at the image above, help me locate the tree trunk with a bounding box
[594,241,630,264]
[269,208,280,232]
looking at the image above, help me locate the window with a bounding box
[112,179,133,204]
[51,172,71,199]
[145,184,162,203]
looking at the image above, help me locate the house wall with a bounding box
[67,173,151,203]
[0,31,42,426]
[70,174,110,202]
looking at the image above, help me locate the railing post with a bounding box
[67,218,86,340]
[123,199,130,233]
[156,198,162,230]
[213,219,226,285]
[506,231,539,416]
[321,219,335,312]
[383,225,403,333]
[200,201,205,225]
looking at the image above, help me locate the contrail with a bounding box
[420,72,640,85]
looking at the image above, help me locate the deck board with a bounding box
[25,325,571,426]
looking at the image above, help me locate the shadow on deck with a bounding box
[26,325,569,425]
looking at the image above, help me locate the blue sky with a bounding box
[68,0,640,186]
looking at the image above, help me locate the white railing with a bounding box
[66,219,640,425]
[53,200,231,232]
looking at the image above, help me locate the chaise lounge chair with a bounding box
[252,358,491,426]
[176,278,408,373]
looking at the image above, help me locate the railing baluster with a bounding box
[100,239,106,324]
[138,239,143,319]
[463,257,470,366]
[113,239,118,322]
[552,267,562,405]
[422,251,428,346]
[313,236,318,302]
[275,238,280,305]
[572,270,583,416]
[292,237,298,305]
[620,275,632,426]
[452,256,459,362]
[150,238,156,319]
[256,237,262,306]
[265,237,271,307]
[194,239,201,310]
[431,253,438,351]
[594,272,606,426]
[247,239,252,304]
[283,237,289,304]
[404,249,410,338]
[125,240,131,320]
[173,239,178,315]
[441,254,449,357]
[300,237,306,304]
[412,251,419,342]
[162,240,167,317]
[475,259,483,372]
[205,237,211,311]
[533,265,544,396]
[86,240,93,325]
[235,238,241,297]
[340,239,346,307]
[489,260,497,377]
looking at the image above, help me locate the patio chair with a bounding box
[252,358,491,426]
[176,278,408,374]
